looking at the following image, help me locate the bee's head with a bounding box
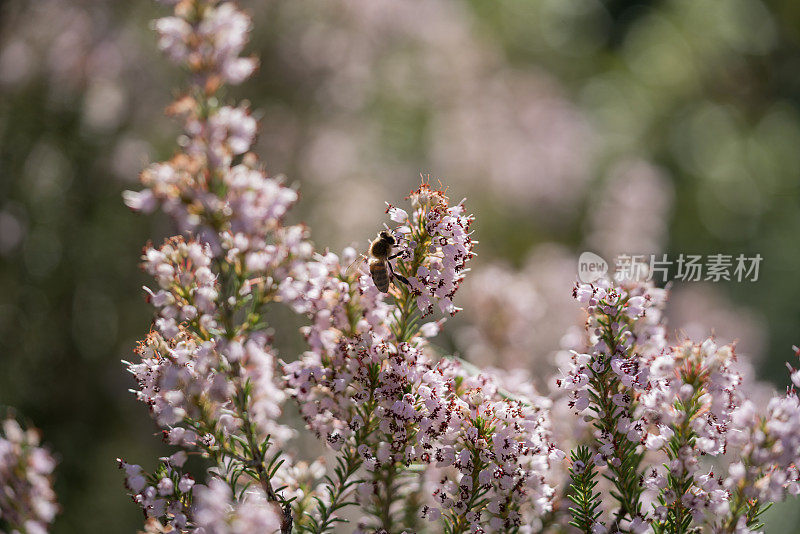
[378,230,395,244]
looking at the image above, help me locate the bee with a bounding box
[347,230,409,293]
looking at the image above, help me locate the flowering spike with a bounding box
[0,415,58,532]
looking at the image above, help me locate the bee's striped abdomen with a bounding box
[369,259,390,293]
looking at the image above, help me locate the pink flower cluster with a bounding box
[388,183,475,316]
[284,185,473,457]
[121,1,308,530]
[638,340,742,455]
[751,388,800,499]
[0,417,58,534]
[281,186,561,531]
[638,341,742,525]
[420,361,559,532]
[119,452,195,528]
[128,327,289,445]
[283,248,448,462]
[154,1,257,85]
[125,130,301,251]
[126,7,300,250]
[142,237,219,339]
[286,314,559,531]
[561,277,800,532]
[719,352,800,523]
[560,279,668,419]
[193,479,284,534]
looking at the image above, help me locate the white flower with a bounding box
[178,474,195,494]
[123,189,157,213]
[154,17,192,62]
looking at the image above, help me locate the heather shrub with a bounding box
[111,2,800,533]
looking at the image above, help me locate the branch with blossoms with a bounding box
[121,0,312,531]
[713,349,800,533]
[641,340,741,534]
[0,412,58,534]
[560,281,660,531]
[560,277,800,533]
[281,184,566,534]
[122,1,562,533]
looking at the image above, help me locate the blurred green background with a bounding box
[1,0,800,531]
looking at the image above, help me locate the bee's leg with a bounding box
[388,251,404,260]
[386,260,410,286]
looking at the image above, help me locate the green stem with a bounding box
[217,258,280,503]
[399,467,426,532]
[567,447,602,533]
[377,464,398,531]
[235,385,279,501]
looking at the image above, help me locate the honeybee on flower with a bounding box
[344,183,475,315]
[346,230,409,293]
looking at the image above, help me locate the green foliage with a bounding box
[745,501,772,531]
[298,447,363,534]
[567,446,602,533]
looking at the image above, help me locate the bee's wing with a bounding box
[344,253,369,277]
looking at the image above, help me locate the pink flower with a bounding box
[154,17,192,62]
[0,418,58,531]
[391,184,475,317]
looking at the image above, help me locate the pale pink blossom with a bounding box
[0,417,58,532]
